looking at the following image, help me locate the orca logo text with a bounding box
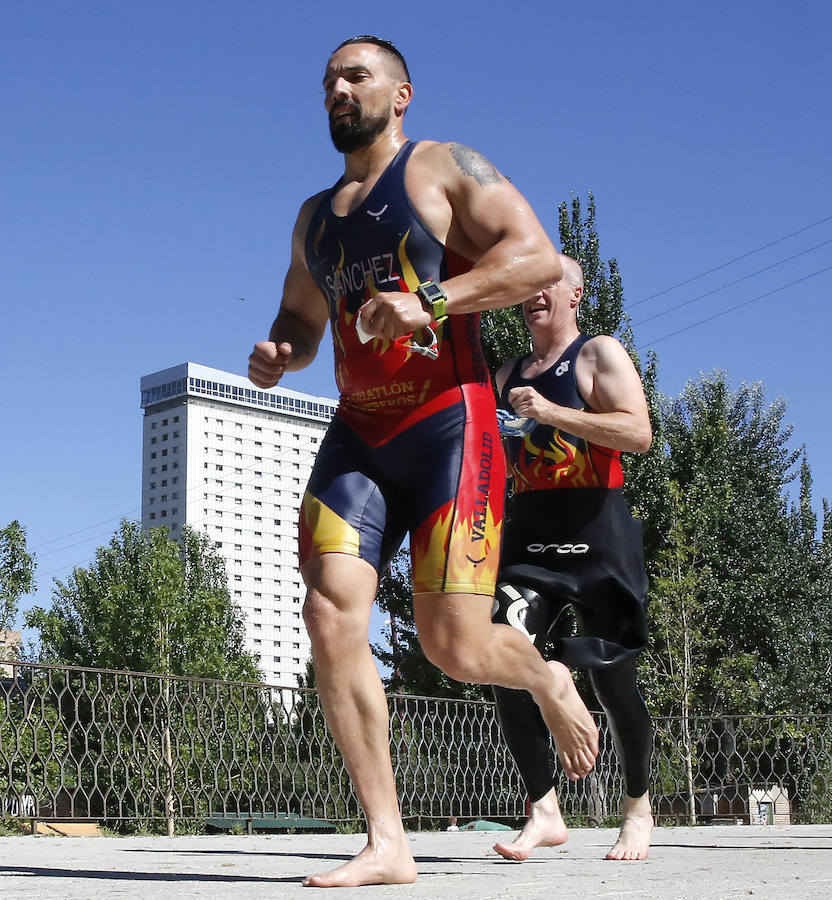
[526,542,590,555]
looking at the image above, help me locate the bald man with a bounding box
[491,256,655,861]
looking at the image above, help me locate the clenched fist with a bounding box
[249,341,293,388]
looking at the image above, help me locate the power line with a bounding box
[35,444,308,560]
[627,214,832,310]
[31,511,141,550]
[638,264,832,350]
[633,238,832,327]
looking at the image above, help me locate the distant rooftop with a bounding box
[140,362,337,423]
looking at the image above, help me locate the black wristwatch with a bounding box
[415,280,448,322]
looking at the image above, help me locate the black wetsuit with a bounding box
[491,335,651,800]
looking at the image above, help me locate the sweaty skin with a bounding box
[249,42,597,888]
[492,256,654,862]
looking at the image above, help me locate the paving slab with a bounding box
[1,825,831,899]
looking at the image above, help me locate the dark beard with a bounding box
[329,102,391,153]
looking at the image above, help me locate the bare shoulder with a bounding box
[410,140,506,186]
[579,334,632,370]
[296,189,328,229]
[289,190,330,256]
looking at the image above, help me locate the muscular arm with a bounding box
[438,142,561,313]
[248,196,330,388]
[359,142,561,340]
[507,337,652,453]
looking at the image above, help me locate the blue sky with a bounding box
[3,0,831,635]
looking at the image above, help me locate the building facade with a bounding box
[140,362,336,688]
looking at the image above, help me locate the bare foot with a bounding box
[302,836,417,887]
[532,660,598,780]
[605,793,653,861]
[493,789,569,861]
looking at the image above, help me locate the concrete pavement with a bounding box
[2,825,831,899]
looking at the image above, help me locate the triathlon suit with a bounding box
[492,335,651,800]
[299,141,504,595]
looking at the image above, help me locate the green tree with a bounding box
[21,520,261,833]
[768,452,832,715]
[642,373,799,716]
[25,520,259,681]
[0,520,36,635]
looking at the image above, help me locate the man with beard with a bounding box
[248,37,599,887]
[491,256,655,862]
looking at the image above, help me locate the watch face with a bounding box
[420,283,444,302]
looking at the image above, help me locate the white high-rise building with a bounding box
[139,362,337,688]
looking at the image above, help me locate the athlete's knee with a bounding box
[302,589,337,642]
[417,629,489,683]
[302,588,364,656]
[590,661,648,713]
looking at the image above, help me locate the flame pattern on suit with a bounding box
[299,142,502,592]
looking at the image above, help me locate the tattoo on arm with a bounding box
[450,143,505,186]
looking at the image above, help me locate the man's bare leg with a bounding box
[414,593,598,780]
[493,788,569,861]
[300,554,417,888]
[605,792,653,861]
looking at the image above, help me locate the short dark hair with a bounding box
[333,35,411,82]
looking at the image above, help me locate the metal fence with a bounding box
[2,661,831,830]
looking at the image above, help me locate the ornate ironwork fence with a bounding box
[2,661,830,829]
